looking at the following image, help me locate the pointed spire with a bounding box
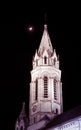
[34,49,39,60]
[15,102,28,130]
[38,24,53,56]
[51,49,57,59]
[19,102,26,119]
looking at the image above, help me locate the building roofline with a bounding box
[40,105,81,129]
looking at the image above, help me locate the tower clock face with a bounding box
[32,105,37,112]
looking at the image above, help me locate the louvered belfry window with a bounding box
[44,56,47,64]
[44,76,48,98]
[35,79,38,100]
[54,78,57,100]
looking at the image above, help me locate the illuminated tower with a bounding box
[29,24,63,125]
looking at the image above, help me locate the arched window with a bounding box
[56,108,58,114]
[35,79,38,100]
[20,126,23,130]
[54,78,57,100]
[54,58,56,65]
[44,56,47,64]
[44,76,48,98]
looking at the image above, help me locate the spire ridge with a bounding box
[38,24,53,56]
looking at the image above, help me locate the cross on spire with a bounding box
[44,13,47,24]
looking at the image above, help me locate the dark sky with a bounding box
[0,2,81,130]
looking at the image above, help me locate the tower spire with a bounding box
[38,24,53,56]
[29,24,63,126]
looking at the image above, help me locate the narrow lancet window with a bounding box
[54,78,57,100]
[35,79,38,100]
[44,76,48,98]
[56,108,58,114]
[44,56,47,64]
[54,58,56,65]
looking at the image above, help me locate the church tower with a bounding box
[29,24,63,125]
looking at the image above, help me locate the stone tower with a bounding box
[29,24,63,125]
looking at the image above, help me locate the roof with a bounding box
[40,105,81,129]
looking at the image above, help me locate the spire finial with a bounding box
[22,102,25,109]
[44,24,47,30]
[44,13,47,24]
[44,13,47,30]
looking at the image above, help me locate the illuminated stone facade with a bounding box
[15,24,81,130]
[15,24,63,130]
[29,24,63,126]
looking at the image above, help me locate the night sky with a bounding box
[0,2,81,130]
